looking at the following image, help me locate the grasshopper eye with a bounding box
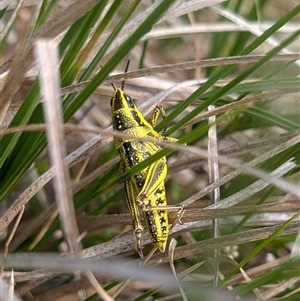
[125,94,135,108]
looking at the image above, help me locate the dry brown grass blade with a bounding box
[0,123,298,235]
[0,205,25,276]
[75,200,300,234]
[168,238,188,301]
[274,281,300,300]
[211,4,299,60]
[187,11,202,78]
[85,0,228,64]
[1,209,297,297]
[207,105,221,286]
[35,39,80,254]
[182,135,300,208]
[28,207,58,251]
[35,0,100,39]
[14,274,144,301]
[0,277,23,301]
[0,122,151,237]
[77,214,299,261]
[0,0,25,43]
[35,39,101,300]
[5,0,39,10]
[0,12,34,125]
[0,133,112,235]
[206,160,296,210]
[160,0,227,23]
[149,222,300,264]
[219,130,299,157]
[16,271,61,297]
[142,22,300,39]
[57,54,299,96]
[226,254,291,286]
[110,278,133,300]
[18,275,108,301]
[0,2,297,299]
[1,222,298,299]
[184,89,299,128]
[7,198,298,256]
[73,157,90,186]
[224,256,265,301]
[117,54,299,82]
[1,254,181,289]
[85,270,115,301]
[73,156,120,194]
[34,38,78,299]
[185,145,299,199]
[261,277,299,300]
[9,269,15,301]
[1,0,100,72]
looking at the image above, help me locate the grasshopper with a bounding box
[110,61,183,257]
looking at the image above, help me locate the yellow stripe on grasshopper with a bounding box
[110,64,182,257]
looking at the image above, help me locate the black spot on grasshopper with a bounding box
[110,61,183,256]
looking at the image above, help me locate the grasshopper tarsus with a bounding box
[176,204,184,225]
[134,229,144,258]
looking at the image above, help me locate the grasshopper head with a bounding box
[110,85,141,134]
[110,84,136,112]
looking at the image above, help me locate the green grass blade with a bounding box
[156,4,300,133]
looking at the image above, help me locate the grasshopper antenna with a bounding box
[121,59,130,91]
[111,82,117,91]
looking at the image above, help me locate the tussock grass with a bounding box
[0,1,299,300]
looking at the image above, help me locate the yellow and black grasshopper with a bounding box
[110,61,183,257]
